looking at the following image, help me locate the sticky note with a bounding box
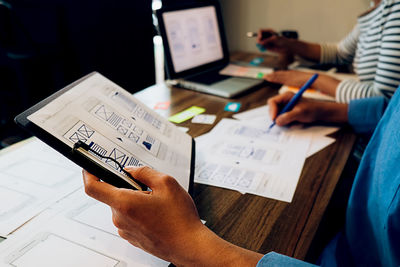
[256,72,265,79]
[154,101,170,110]
[191,114,217,124]
[224,102,241,112]
[169,106,205,123]
[250,57,264,66]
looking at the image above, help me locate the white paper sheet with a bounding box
[306,136,336,157]
[0,190,169,267]
[233,105,340,157]
[0,138,82,237]
[191,114,216,125]
[28,73,193,191]
[194,119,311,202]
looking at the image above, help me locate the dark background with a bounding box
[0,0,155,146]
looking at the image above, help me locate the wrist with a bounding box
[173,224,263,267]
[315,75,340,97]
[285,38,299,55]
[289,40,321,62]
[315,102,349,123]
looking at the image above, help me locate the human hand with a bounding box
[265,70,315,87]
[257,29,292,54]
[267,92,349,126]
[83,167,263,266]
[265,70,340,97]
[83,167,203,264]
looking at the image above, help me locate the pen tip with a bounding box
[266,122,275,133]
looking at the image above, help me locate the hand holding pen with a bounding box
[247,29,298,52]
[268,73,319,131]
[247,30,280,52]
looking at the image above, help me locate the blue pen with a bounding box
[268,73,319,130]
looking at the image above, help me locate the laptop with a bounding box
[156,2,263,98]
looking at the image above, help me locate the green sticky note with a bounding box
[169,106,206,123]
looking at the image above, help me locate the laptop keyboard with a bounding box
[186,71,230,85]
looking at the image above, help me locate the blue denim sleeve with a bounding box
[348,96,388,134]
[256,252,318,267]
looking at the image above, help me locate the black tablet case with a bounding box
[15,72,195,195]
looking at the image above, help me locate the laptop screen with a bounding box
[162,6,224,73]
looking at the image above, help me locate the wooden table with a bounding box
[134,76,356,260]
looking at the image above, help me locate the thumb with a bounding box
[124,166,164,190]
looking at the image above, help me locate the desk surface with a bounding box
[134,79,356,260]
[136,47,357,258]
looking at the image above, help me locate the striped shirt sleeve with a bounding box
[336,1,400,103]
[319,0,400,103]
[320,26,360,65]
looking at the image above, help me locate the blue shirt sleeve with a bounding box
[257,252,318,267]
[348,96,388,134]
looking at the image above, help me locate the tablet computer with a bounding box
[15,72,195,194]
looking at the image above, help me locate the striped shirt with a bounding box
[320,0,400,103]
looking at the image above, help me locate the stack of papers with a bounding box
[0,190,168,267]
[0,138,169,266]
[0,138,82,237]
[194,105,339,202]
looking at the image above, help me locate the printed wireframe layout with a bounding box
[68,199,119,237]
[107,89,178,142]
[26,72,193,192]
[5,233,125,267]
[195,160,270,191]
[90,102,162,157]
[232,125,288,142]
[0,186,32,221]
[64,121,150,173]
[108,91,167,133]
[216,142,282,165]
[2,158,76,188]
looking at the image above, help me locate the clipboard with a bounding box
[15,72,195,195]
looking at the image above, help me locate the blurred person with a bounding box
[259,0,400,103]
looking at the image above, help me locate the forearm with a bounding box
[287,40,321,62]
[174,225,263,267]
[313,75,340,97]
[315,102,348,124]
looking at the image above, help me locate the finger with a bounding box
[267,97,279,120]
[257,29,263,43]
[82,170,122,207]
[275,108,303,126]
[124,166,165,189]
[267,92,295,119]
[264,70,285,83]
[264,73,278,83]
[258,29,275,42]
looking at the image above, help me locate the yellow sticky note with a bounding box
[169,106,206,123]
